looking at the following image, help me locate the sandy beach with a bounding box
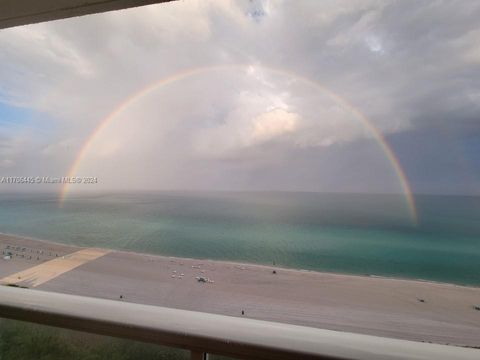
[1,233,479,348]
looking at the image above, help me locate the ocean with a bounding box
[0,191,479,286]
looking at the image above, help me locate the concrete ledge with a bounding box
[0,0,173,29]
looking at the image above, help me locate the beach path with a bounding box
[1,248,110,287]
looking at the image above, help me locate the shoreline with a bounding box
[1,231,478,290]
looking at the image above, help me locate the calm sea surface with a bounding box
[0,192,479,286]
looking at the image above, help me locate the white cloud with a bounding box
[252,108,298,142]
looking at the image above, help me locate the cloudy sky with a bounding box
[0,0,479,196]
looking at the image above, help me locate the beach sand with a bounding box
[1,234,479,347]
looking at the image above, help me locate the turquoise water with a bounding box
[0,192,479,286]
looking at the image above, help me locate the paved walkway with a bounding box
[1,248,110,287]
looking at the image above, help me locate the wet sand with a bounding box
[1,234,479,347]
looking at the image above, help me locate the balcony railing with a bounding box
[0,286,478,360]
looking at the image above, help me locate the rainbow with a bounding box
[60,64,418,225]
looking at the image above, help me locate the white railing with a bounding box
[0,286,478,360]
